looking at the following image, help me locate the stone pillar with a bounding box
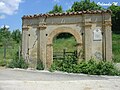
[102,13,112,61]
[83,23,92,60]
[103,21,112,61]
[37,25,47,69]
[46,44,53,69]
[22,26,29,62]
[76,43,83,62]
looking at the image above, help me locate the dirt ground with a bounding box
[0,68,120,90]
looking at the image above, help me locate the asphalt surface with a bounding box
[0,68,120,90]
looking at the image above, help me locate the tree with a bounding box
[67,0,103,12]
[0,27,11,45]
[0,27,12,59]
[108,5,120,33]
[11,29,21,43]
[49,4,63,13]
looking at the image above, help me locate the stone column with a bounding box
[37,25,47,69]
[76,43,83,62]
[83,23,92,60]
[103,21,112,61]
[46,44,53,69]
[102,13,112,61]
[22,26,29,62]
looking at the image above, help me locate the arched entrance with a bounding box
[53,33,77,61]
[46,27,82,69]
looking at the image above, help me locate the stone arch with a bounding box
[46,27,82,69]
[47,27,82,44]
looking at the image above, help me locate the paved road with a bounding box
[0,68,120,90]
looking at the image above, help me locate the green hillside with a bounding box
[53,36,77,52]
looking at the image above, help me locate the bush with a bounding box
[78,60,98,75]
[50,57,120,76]
[36,60,44,70]
[8,54,28,69]
[0,60,6,66]
[50,56,78,72]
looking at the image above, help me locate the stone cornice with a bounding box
[22,10,112,19]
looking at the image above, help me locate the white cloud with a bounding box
[1,25,10,28]
[0,0,22,15]
[0,15,5,19]
[53,0,60,3]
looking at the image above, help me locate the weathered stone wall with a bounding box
[22,11,112,69]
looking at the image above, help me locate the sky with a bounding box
[0,0,119,31]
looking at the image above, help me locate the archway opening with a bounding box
[46,27,83,69]
[53,33,77,61]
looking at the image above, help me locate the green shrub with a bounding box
[50,56,78,72]
[36,60,44,70]
[50,56,120,76]
[8,53,28,69]
[0,60,6,66]
[78,60,98,75]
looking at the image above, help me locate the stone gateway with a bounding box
[22,10,112,69]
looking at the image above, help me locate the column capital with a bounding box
[83,22,92,27]
[103,21,112,26]
[37,25,47,30]
[22,26,30,30]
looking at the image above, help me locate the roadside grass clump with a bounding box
[50,56,120,76]
[36,60,44,70]
[0,60,6,66]
[8,53,28,69]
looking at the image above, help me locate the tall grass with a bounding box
[0,43,19,66]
